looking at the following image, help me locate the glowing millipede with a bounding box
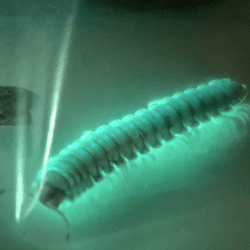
[34,78,248,211]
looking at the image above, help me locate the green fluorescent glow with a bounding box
[59,102,250,242]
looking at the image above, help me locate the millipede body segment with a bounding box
[34,78,248,210]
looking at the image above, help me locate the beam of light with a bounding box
[15,121,26,222]
[15,49,34,222]
[23,1,78,219]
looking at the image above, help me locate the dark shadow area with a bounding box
[82,0,221,12]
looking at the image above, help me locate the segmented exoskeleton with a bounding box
[34,78,248,210]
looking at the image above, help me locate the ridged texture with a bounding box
[35,78,248,201]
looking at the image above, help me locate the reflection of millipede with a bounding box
[34,78,248,211]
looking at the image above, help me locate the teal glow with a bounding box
[56,102,250,244]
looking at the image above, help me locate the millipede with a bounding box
[33,78,249,216]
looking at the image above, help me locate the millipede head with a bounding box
[37,182,66,210]
[35,182,72,243]
[33,170,70,210]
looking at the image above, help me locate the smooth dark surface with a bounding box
[82,0,220,12]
